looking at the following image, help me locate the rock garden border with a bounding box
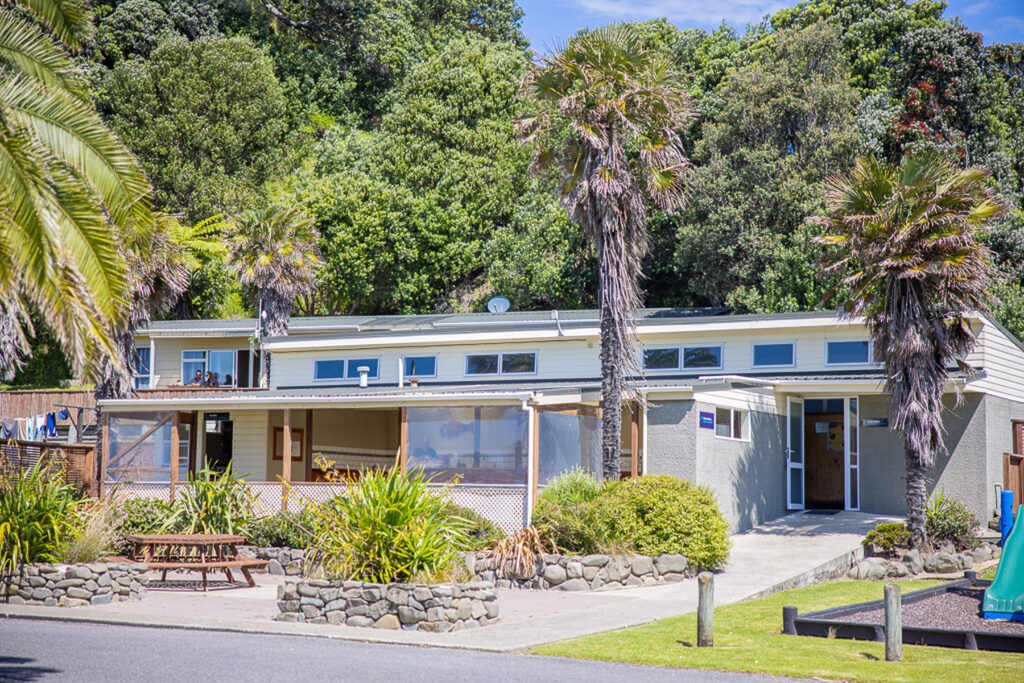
[467,551,691,590]
[239,546,304,576]
[276,579,499,632]
[848,541,1001,580]
[2,562,149,607]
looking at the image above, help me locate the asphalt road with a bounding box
[0,618,801,683]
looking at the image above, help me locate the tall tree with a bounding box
[814,153,1005,548]
[0,0,153,380]
[518,26,696,478]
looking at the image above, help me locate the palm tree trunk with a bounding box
[905,443,928,549]
[599,282,623,480]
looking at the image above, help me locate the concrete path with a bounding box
[0,511,894,652]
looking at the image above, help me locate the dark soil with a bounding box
[840,587,1024,635]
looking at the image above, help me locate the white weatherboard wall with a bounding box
[139,336,253,388]
[230,409,269,480]
[967,322,1024,402]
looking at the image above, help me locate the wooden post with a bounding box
[282,408,291,512]
[531,407,540,513]
[169,412,180,505]
[697,572,714,647]
[99,414,110,501]
[398,407,408,472]
[884,583,902,662]
[630,403,639,477]
[305,410,314,482]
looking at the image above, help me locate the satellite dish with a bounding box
[487,296,511,314]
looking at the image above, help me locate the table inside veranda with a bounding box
[125,534,267,591]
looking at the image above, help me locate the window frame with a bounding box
[463,351,539,377]
[312,357,382,383]
[642,347,681,372]
[682,344,724,370]
[824,339,874,367]
[402,355,438,379]
[134,346,151,389]
[312,358,348,382]
[750,341,796,369]
[345,357,381,380]
[713,406,750,442]
[181,350,207,384]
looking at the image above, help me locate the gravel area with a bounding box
[840,587,1024,635]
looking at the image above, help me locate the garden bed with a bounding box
[787,574,1024,653]
[275,579,498,631]
[2,562,149,607]
[467,551,690,590]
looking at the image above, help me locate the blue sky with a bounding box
[518,0,1024,53]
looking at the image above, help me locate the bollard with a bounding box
[884,583,902,662]
[697,572,714,647]
[1000,490,1014,546]
[782,606,798,635]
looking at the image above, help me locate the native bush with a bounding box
[308,468,469,583]
[247,510,316,549]
[441,503,504,550]
[926,490,979,551]
[600,475,731,570]
[0,462,79,573]
[863,522,910,556]
[110,497,175,554]
[533,467,616,554]
[162,465,254,535]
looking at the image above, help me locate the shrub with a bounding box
[926,490,979,551]
[111,497,174,554]
[441,503,504,550]
[486,526,555,577]
[0,461,79,573]
[62,500,116,564]
[600,475,731,570]
[247,510,316,549]
[309,468,469,583]
[863,522,909,556]
[162,465,254,535]
[533,467,617,554]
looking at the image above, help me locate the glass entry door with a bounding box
[786,397,805,510]
[845,397,860,510]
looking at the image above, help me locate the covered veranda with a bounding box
[97,384,646,533]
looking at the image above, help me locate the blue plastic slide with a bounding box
[983,499,1024,621]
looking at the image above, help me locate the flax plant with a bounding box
[0,460,79,573]
[161,465,255,535]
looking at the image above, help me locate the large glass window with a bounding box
[643,348,679,370]
[752,342,794,367]
[134,347,151,389]
[406,406,528,484]
[403,356,437,378]
[826,340,871,365]
[683,345,722,369]
[465,352,536,376]
[314,359,346,381]
[106,412,189,483]
[538,410,601,485]
[208,350,235,386]
[501,352,536,374]
[466,354,499,375]
[182,351,206,385]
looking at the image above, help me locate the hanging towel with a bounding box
[57,408,70,420]
[0,421,13,440]
[14,418,27,440]
[46,413,57,437]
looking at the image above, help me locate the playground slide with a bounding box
[984,505,1024,621]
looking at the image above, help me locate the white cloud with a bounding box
[962,1,994,17]
[569,0,789,27]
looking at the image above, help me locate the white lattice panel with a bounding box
[247,482,286,516]
[104,482,173,503]
[286,483,347,512]
[433,485,527,535]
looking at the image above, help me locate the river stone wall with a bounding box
[466,552,690,590]
[2,562,149,607]
[276,579,499,632]
[239,546,304,576]
[849,541,1002,580]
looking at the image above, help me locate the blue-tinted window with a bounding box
[644,348,679,370]
[346,358,379,379]
[466,354,499,375]
[752,343,794,367]
[683,345,722,369]
[404,356,436,377]
[135,347,151,389]
[827,340,871,365]
[313,359,346,380]
[501,352,536,374]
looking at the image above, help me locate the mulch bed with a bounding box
[839,587,1024,635]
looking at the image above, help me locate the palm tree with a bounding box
[0,0,154,380]
[814,153,1005,548]
[228,205,320,383]
[517,26,696,478]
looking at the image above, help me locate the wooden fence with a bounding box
[0,440,97,495]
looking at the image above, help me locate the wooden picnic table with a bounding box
[125,533,267,591]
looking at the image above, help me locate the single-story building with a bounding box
[96,308,1024,533]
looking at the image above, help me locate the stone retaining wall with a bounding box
[276,580,498,632]
[849,541,1002,580]
[2,562,149,607]
[467,551,690,590]
[239,546,304,576]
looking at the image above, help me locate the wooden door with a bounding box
[1006,454,1024,507]
[804,413,845,509]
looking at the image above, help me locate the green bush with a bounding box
[441,503,504,550]
[600,475,731,570]
[111,497,175,554]
[309,468,469,583]
[926,491,979,551]
[162,465,254,535]
[0,461,80,573]
[247,510,316,549]
[533,467,617,554]
[863,522,909,556]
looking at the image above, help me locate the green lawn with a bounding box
[534,580,1024,682]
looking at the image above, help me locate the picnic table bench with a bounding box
[123,534,267,591]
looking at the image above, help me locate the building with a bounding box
[96,308,1024,533]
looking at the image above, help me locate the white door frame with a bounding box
[786,396,805,510]
[844,396,860,511]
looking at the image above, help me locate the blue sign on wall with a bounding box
[699,411,714,429]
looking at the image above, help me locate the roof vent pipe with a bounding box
[357,366,370,388]
[397,358,404,388]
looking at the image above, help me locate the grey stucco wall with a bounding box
[646,399,785,533]
[985,395,1024,514]
[859,393,990,521]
